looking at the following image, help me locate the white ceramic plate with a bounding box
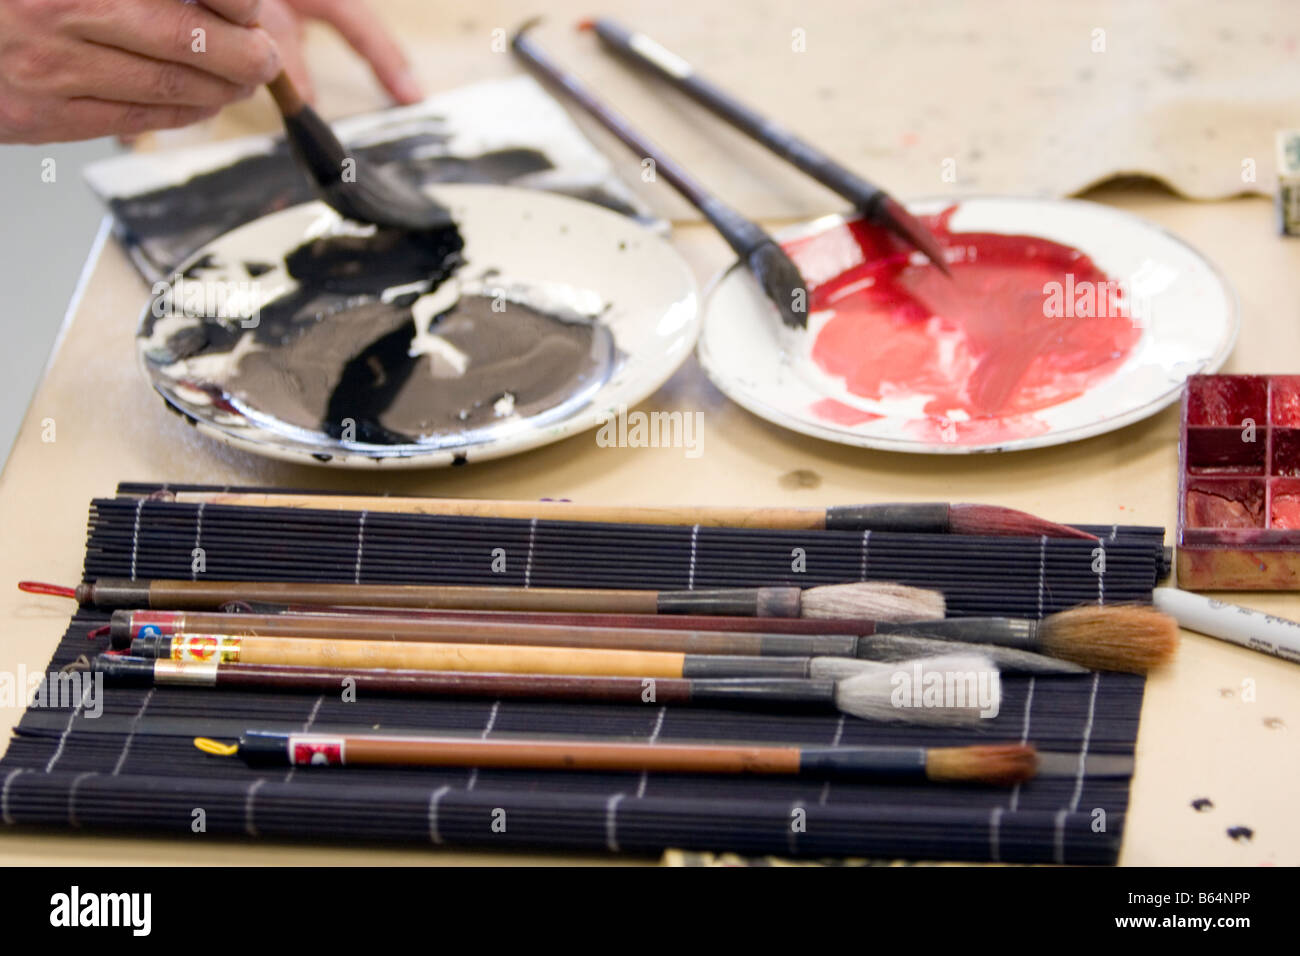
[138,184,699,468]
[698,197,1238,453]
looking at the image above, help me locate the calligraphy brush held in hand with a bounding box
[265,72,451,232]
[197,731,1036,785]
[583,18,950,275]
[90,652,999,726]
[511,18,809,330]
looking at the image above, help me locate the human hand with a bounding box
[259,0,423,106]
[0,0,281,143]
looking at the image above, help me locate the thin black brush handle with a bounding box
[591,18,887,219]
[511,23,771,259]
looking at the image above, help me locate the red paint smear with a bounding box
[1272,493,1300,529]
[791,206,1141,442]
[808,398,882,426]
[1271,377,1300,426]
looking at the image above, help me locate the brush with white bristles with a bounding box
[91,652,985,727]
[821,654,1002,726]
[74,578,946,623]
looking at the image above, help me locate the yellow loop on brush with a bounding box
[194,737,239,757]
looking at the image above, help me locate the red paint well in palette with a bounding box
[1177,375,1300,588]
[784,206,1141,442]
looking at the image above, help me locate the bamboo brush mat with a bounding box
[1,486,1162,863]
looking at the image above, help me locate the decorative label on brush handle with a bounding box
[169,634,242,663]
[289,736,346,766]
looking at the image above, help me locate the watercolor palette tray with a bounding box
[699,197,1238,454]
[1177,374,1300,589]
[136,184,699,468]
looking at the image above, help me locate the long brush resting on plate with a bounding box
[57,578,945,621]
[584,18,950,275]
[197,731,1034,785]
[103,608,1085,675]
[148,490,1095,539]
[510,19,808,330]
[88,652,999,726]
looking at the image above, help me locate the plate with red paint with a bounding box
[698,197,1238,453]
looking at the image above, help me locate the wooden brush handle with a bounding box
[233,634,691,677]
[123,611,859,657]
[171,492,828,530]
[266,71,305,117]
[216,663,701,704]
[304,733,803,774]
[132,580,664,613]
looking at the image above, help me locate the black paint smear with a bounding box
[1191,797,1213,812]
[283,226,464,296]
[110,133,557,276]
[323,318,422,445]
[1226,826,1253,842]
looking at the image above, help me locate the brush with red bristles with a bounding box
[147,489,1096,539]
[198,731,1038,786]
[580,17,951,275]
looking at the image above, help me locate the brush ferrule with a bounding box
[688,678,836,709]
[154,659,220,686]
[798,746,928,779]
[129,634,170,659]
[238,732,293,767]
[681,656,811,679]
[89,655,156,686]
[824,503,950,533]
[876,618,1039,649]
[657,587,800,617]
[757,634,858,657]
[108,611,135,647]
[86,579,152,609]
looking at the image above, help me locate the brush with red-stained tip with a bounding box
[510,19,809,331]
[145,489,1096,539]
[581,17,951,275]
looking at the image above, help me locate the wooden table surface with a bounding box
[2,2,1298,866]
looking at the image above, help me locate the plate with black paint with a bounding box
[138,184,699,467]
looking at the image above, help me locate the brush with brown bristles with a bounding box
[200,731,1038,786]
[885,605,1180,674]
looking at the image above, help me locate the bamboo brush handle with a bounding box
[294,734,803,774]
[234,635,690,677]
[170,492,828,530]
[133,580,662,613]
[124,613,859,657]
[88,580,801,617]
[266,71,305,117]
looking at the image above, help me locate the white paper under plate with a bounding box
[698,197,1238,454]
[138,184,698,468]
